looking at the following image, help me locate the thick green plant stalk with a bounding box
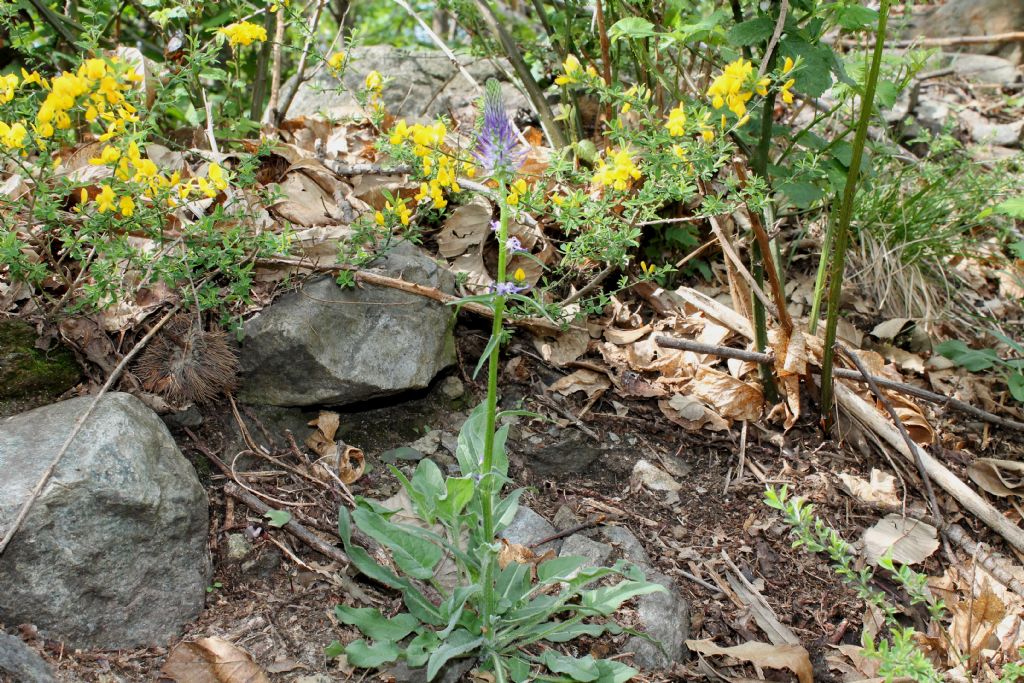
[819,0,891,428]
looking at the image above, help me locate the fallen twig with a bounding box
[257,255,569,333]
[0,305,180,556]
[654,335,1024,433]
[839,343,955,564]
[529,514,608,549]
[828,31,1024,49]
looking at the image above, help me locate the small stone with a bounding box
[439,375,465,400]
[559,534,613,568]
[960,109,1023,147]
[601,526,653,571]
[947,53,1021,83]
[409,430,442,455]
[294,675,335,683]
[161,405,203,429]
[608,432,620,443]
[552,505,581,531]
[499,506,561,554]
[225,534,252,561]
[626,571,691,670]
[439,431,458,455]
[380,446,425,463]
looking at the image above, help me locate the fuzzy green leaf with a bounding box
[426,629,484,681]
[345,639,400,668]
[335,605,419,642]
[541,651,599,681]
[580,580,666,613]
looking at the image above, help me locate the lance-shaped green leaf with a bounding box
[335,605,419,642]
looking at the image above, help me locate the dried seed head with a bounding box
[134,314,238,405]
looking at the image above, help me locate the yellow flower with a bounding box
[119,195,135,217]
[782,56,795,74]
[20,69,45,87]
[555,55,582,86]
[89,144,121,165]
[364,71,383,91]
[707,57,766,119]
[513,267,526,282]
[208,162,229,190]
[80,58,108,82]
[780,78,796,105]
[0,121,28,150]
[218,21,268,48]
[506,178,529,205]
[389,119,410,145]
[327,51,345,74]
[374,211,385,225]
[270,0,290,12]
[0,74,18,104]
[593,148,641,191]
[621,102,631,114]
[95,185,116,213]
[666,104,687,136]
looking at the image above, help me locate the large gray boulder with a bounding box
[0,393,210,649]
[239,244,456,406]
[905,0,1024,63]
[286,45,531,125]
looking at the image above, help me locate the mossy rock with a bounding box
[0,319,82,416]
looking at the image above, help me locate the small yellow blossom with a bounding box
[365,71,383,91]
[208,162,229,190]
[783,56,795,74]
[89,144,121,165]
[20,69,45,87]
[119,195,135,217]
[513,267,526,282]
[374,211,385,225]
[327,51,345,74]
[707,57,770,119]
[780,78,796,104]
[0,121,28,150]
[555,55,582,86]
[218,21,268,48]
[593,148,641,191]
[666,104,687,136]
[95,184,117,213]
[270,0,290,12]
[506,178,528,205]
[0,74,18,104]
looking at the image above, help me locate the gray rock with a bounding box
[286,46,530,125]
[0,394,210,649]
[409,430,442,455]
[948,54,1021,85]
[913,97,950,134]
[905,1,1024,63]
[552,504,581,531]
[600,525,653,572]
[294,675,335,683]
[960,109,1024,147]
[499,506,561,554]
[225,533,252,561]
[438,375,465,400]
[387,657,475,683]
[558,533,612,568]
[0,633,55,683]
[626,571,691,670]
[239,244,456,406]
[528,431,603,478]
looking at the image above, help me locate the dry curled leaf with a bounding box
[159,637,269,683]
[498,539,537,569]
[838,469,900,506]
[690,365,763,422]
[685,639,813,683]
[968,458,1024,498]
[547,369,610,399]
[863,514,939,566]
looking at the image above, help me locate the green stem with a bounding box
[819,0,891,429]
[480,177,510,641]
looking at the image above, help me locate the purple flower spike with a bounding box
[505,236,522,253]
[474,80,525,176]
[492,281,525,296]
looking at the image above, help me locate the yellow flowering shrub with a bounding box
[593,148,641,191]
[217,21,268,48]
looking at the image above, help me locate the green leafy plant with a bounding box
[328,82,665,682]
[764,485,943,682]
[937,333,1024,403]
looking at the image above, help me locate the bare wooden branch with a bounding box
[829,31,1024,49]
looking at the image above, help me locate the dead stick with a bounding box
[225,482,350,566]
[839,343,955,564]
[0,305,180,556]
[654,336,1024,433]
[828,31,1024,49]
[256,256,568,333]
[529,514,607,549]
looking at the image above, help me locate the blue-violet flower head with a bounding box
[505,236,523,253]
[474,79,525,175]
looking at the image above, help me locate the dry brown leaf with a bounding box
[950,580,1007,663]
[604,325,652,345]
[436,197,492,259]
[968,458,1024,497]
[338,444,365,484]
[690,366,763,422]
[306,411,340,454]
[684,639,813,683]
[534,328,590,366]
[269,172,340,226]
[160,637,269,683]
[863,514,939,566]
[659,395,729,432]
[839,469,900,506]
[548,369,610,399]
[498,539,536,569]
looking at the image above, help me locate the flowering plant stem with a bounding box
[819,0,891,429]
[479,176,510,639]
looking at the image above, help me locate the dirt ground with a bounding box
[18,318,1019,683]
